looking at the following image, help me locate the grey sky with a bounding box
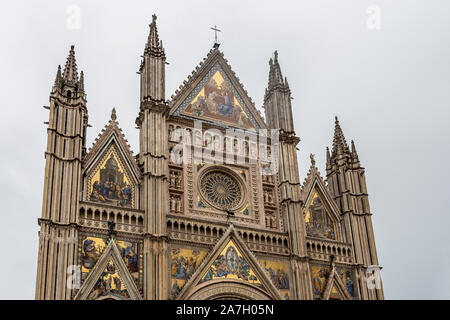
[1,0,449,299]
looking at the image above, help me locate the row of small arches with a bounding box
[168,125,272,156]
[167,219,289,250]
[306,241,352,258]
[79,207,144,226]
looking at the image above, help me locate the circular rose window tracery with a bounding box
[199,169,244,210]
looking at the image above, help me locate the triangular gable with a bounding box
[322,267,352,300]
[83,110,140,208]
[200,240,261,285]
[75,238,142,300]
[84,109,139,181]
[301,161,342,241]
[176,224,282,300]
[169,47,266,130]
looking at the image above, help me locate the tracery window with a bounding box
[199,169,244,210]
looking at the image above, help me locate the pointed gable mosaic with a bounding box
[173,63,260,130]
[83,109,140,209]
[87,147,134,208]
[304,190,336,240]
[199,240,262,287]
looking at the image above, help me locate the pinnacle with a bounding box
[79,71,84,92]
[144,14,164,56]
[54,65,62,87]
[62,45,78,82]
[266,50,288,93]
[332,116,350,157]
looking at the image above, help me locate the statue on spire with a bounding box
[111,108,117,121]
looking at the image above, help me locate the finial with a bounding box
[79,71,84,92]
[335,116,339,124]
[152,14,157,23]
[111,108,117,121]
[310,153,316,166]
[326,147,331,167]
[274,50,278,61]
[351,139,359,161]
[54,65,62,87]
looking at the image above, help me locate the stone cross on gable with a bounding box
[210,25,221,45]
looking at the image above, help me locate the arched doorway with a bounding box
[184,279,274,300]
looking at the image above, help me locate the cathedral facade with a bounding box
[35,15,384,300]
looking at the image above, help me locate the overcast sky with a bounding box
[1,0,449,299]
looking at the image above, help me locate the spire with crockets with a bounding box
[266,51,289,92]
[138,14,166,104]
[332,116,350,157]
[52,45,85,99]
[62,45,78,82]
[263,51,294,133]
[144,14,165,58]
[327,116,360,168]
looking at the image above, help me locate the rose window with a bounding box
[199,170,243,210]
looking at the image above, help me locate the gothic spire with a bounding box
[263,50,294,132]
[62,45,79,83]
[332,116,350,157]
[267,50,287,91]
[144,14,165,57]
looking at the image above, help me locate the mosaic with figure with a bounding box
[304,191,336,240]
[87,259,130,300]
[311,264,330,299]
[79,235,141,289]
[170,247,207,299]
[337,268,355,298]
[310,264,355,299]
[89,149,133,207]
[260,259,291,300]
[200,241,262,287]
[182,68,255,129]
